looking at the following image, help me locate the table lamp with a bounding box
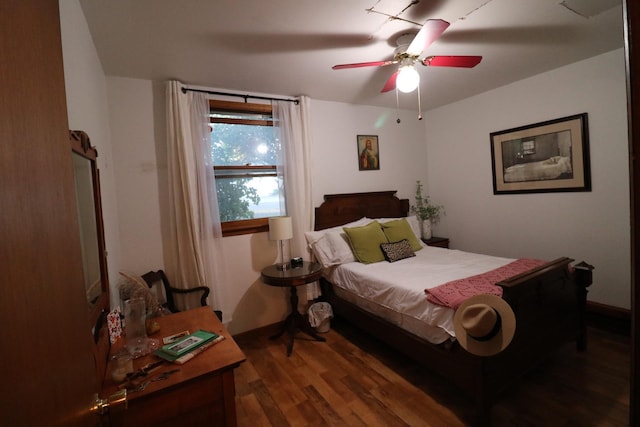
[268,216,293,271]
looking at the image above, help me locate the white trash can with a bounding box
[308,302,333,333]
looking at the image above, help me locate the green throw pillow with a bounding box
[343,221,389,264]
[380,218,423,252]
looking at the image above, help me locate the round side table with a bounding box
[261,261,325,356]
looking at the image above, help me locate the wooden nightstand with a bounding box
[422,236,450,248]
[261,261,325,356]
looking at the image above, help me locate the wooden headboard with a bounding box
[314,191,410,230]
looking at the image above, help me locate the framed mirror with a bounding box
[70,130,109,329]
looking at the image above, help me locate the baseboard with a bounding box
[585,301,631,336]
[231,321,284,341]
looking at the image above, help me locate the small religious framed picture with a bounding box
[357,135,380,171]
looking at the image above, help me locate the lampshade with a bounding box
[396,65,420,93]
[268,216,293,241]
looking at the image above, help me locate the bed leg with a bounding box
[473,399,492,427]
[577,283,589,351]
[573,261,594,352]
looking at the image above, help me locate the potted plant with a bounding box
[410,180,444,240]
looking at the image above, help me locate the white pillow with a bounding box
[307,233,354,267]
[305,217,371,267]
[304,217,371,244]
[325,232,357,264]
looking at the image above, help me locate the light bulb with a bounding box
[396,65,420,93]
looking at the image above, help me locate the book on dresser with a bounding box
[153,329,225,364]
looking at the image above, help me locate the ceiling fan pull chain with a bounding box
[395,88,401,124]
[417,88,423,120]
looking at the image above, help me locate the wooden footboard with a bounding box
[321,258,591,426]
[314,191,592,426]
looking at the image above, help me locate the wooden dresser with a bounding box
[103,306,245,426]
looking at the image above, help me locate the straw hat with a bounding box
[453,294,516,357]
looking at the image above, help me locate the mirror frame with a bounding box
[70,130,109,330]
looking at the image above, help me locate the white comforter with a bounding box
[503,155,572,182]
[324,245,514,341]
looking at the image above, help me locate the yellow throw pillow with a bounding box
[380,218,423,252]
[343,221,389,264]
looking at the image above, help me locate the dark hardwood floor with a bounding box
[234,318,630,426]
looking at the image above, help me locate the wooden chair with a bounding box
[141,270,221,320]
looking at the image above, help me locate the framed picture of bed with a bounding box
[490,113,591,194]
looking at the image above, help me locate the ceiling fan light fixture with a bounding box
[396,65,420,93]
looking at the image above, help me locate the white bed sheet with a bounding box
[324,246,514,344]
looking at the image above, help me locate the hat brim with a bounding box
[453,294,516,357]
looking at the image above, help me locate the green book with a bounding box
[156,329,218,358]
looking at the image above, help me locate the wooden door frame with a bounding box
[0,1,98,424]
[624,1,639,425]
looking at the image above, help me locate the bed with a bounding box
[503,155,572,182]
[310,191,592,426]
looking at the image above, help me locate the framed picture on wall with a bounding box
[357,135,380,171]
[490,113,591,194]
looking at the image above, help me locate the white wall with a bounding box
[59,0,122,306]
[309,100,428,206]
[424,48,630,309]
[106,79,165,276]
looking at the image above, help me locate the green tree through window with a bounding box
[209,100,284,235]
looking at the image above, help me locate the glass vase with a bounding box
[124,297,148,358]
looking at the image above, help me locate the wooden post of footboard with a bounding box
[572,261,594,351]
[474,390,492,427]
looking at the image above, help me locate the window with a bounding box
[209,100,285,236]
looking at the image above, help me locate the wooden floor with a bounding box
[233,319,630,427]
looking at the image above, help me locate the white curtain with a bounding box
[273,96,320,301]
[165,81,228,314]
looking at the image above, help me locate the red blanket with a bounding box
[425,258,547,309]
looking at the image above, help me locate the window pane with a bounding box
[215,176,282,221]
[210,121,284,222]
[210,123,278,166]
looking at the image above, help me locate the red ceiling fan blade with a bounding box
[380,71,398,93]
[332,60,397,70]
[422,56,482,68]
[406,19,450,57]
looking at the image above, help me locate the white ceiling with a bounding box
[79,0,624,111]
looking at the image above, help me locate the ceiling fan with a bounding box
[332,19,482,94]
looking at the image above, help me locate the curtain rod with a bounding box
[181,87,299,105]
